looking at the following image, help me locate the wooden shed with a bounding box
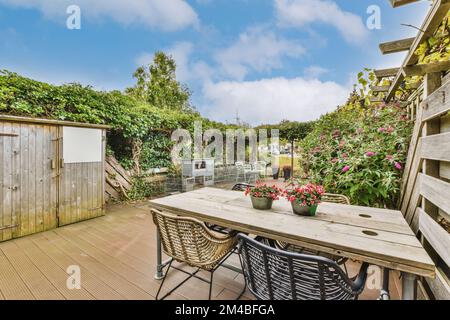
[0,115,109,242]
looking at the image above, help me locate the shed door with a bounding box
[58,127,105,226]
[0,122,58,241]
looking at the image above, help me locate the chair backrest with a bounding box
[322,193,350,205]
[232,183,254,191]
[151,209,229,269]
[237,234,360,300]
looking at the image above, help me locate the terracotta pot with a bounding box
[250,196,273,210]
[291,202,318,216]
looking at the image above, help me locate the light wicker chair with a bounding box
[238,234,369,300]
[151,209,239,300]
[262,193,351,271]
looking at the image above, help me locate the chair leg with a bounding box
[208,271,214,300]
[155,259,173,300]
[236,281,247,300]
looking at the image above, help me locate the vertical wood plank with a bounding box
[28,124,36,236]
[0,122,3,242]
[20,124,29,237]
[35,126,44,233]
[2,122,13,241]
[11,123,21,238]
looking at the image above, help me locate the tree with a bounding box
[126,52,193,112]
[279,121,315,176]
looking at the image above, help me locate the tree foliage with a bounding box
[126,51,193,113]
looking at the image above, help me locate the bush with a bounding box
[300,100,412,208]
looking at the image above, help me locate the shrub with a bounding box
[300,100,412,208]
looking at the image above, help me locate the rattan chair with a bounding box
[237,234,369,300]
[263,192,351,271]
[151,209,239,300]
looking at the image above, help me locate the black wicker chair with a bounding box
[237,234,369,300]
[232,183,255,191]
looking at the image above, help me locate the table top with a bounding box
[150,187,435,277]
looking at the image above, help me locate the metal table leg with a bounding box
[402,273,417,300]
[379,268,390,300]
[154,230,171,280]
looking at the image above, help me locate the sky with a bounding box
[0,0,430,125]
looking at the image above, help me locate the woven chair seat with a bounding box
[151,209,237,271]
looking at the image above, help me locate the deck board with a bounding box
[0,202,401,300]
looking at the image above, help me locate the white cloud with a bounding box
[304,65,328,79]
[0,0,198,31]
[275,0,368,44]
[202,77,350,125]
[215,26,305,80]
[136,41,213,83]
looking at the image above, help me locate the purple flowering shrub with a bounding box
[300,101,413,208]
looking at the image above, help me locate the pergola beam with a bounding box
[371,85,391,92]
[403,60,450,77]
[379,37,415,54]
[389,0,421,8]
[386,0,450,101]
[374,68,400,79]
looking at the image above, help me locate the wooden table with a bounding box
[149,187,435,300]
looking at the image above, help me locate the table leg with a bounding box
[154,230,165,280]
[402,273,416,300]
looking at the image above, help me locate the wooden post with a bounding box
[291,139,294,178]
[421,73,442,221]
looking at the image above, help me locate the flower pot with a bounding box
[251,196,273,210]
[283,168,291,181]
[291,202,318,216]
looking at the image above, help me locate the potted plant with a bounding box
[245,182,281,210]
[285,184,324,216]
[282,165,292,181]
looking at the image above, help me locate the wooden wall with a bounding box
[400,73,450,300]
[0,118,106,241]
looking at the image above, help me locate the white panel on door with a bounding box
[63,126,102,163]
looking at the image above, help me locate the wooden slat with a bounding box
[2,122,13,241]
[0,241,64,299]
[386,0,450,100]
[420,173,450,215]
[0,250,35,299]
[389,0,421,8]
[401,138,423,214]
[421,132,450,162]
[441,161,450,180]
[422,79,450,122]
[379,37,415,54]
[419,209,450,268]
[374,67,399,79]
[403,60,450,77]
[0,115,110,129]
[371,85,390,93]
[425,267,450,300]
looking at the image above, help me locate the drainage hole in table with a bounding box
[359,214,372,218]
[362,230,378,236]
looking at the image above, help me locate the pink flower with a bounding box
[365,151,375,157]
[342,153,348,159]
[394,162,402,170]
[386,155,393,161]
[386,126,394,133]
[378,127,386,133]
[331,158,338,163]
[341,165,350,173]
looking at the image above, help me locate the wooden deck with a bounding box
[0,202,401,300]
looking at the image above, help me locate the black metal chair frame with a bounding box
[156,249,245,300]
[237,233,369,300]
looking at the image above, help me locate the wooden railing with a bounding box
[399,75,450,300]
